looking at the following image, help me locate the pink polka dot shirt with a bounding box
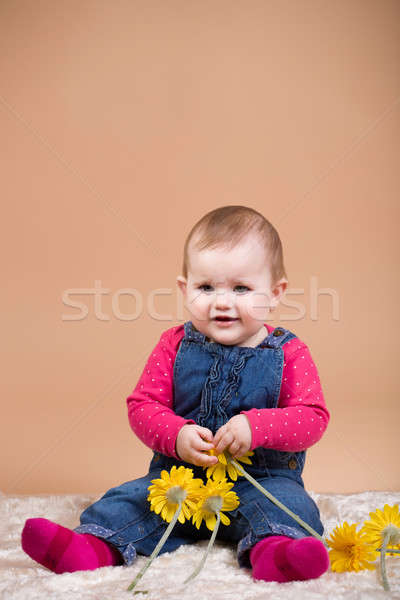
[126,324,330,459]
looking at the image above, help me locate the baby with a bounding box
[22,205,330,583]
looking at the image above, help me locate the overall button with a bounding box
[288,458,297,470]
[273,328,285,337]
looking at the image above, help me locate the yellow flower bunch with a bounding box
[147,465,240,529]
[326,504,400,592]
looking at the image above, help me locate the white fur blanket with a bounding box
[2,490,400,599]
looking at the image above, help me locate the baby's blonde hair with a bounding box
[182,205,288,286]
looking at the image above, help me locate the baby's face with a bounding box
[177,234,286,347]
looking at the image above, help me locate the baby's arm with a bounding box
[126,328,194,458]
[126,328,216,466]
[242,340,330,452]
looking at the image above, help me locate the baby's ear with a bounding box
[276,278,288,297]
[176,275,187,296]
[271,277,288,308]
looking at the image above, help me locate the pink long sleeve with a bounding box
[243,335,330,452]
[126,326,194,458]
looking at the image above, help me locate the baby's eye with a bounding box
[234,285,250,293]
[198,284,214,292]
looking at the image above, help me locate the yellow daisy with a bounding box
[147,465,203,524]
[361,504,400,556]
[326,521,376,572]
[128,466,204,592]
[204,449,254,481]
[192,476,240,531]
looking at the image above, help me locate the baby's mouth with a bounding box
[213,316,239,322]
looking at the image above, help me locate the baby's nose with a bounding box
[214,290,234,308]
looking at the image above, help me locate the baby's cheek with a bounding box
[186,293,209,320]
[243,294,270,320]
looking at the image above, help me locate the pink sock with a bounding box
[21,518,123,574]
[250,535,330,583]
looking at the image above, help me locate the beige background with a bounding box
[1,1,399,495]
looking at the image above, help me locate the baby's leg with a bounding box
[21,518,122,574]
[233,475,329,582]
[21,470,194,574]
[250,535,329,582]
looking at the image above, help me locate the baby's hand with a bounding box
[213,415,252,459]
[175,424,219,467]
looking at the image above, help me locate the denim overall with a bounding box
[75,321,324,568]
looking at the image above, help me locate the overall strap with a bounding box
[183,320,207,343]
[260,326,297,349]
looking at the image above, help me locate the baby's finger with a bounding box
[195,439,215,452]
[213,425,227,447]
[214,431,233,455]
[228,439,241,457]
[197,426,214,443]
[192,450,218,467]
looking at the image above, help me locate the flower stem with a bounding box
[127,501,182,592]
[184,513,221,584]
[229,457,328,548]
[379,530,391,592]
[377,548,400,554]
